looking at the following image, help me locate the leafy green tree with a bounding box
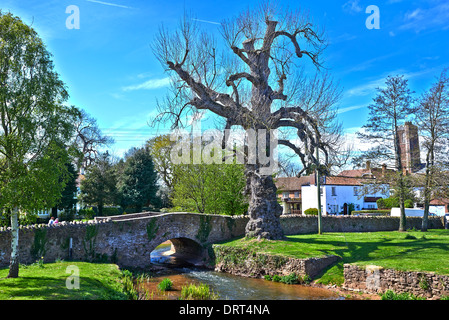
[0,12,79,278]
[54,162,78,216]
[146,135,175,190]
[118,147,160,212]
[172,162,248,215]
[80,152,118,216]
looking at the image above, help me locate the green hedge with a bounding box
[351,210,391,216]
[304,208,318,215]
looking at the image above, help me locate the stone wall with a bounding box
[213,245,339,279]
[343,264,449,299]
[280,215,444,234]
[0,213,444,269]
[0,213,249,268]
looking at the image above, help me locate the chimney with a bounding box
[382,164,386,178]
[366,160,371,171]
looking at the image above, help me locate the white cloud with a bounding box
[345,77,386,97]
[122,77,170,91]
[337,105,365,115]
[400,2,449,32]
[342,127,374,153]
[192,18,221,26]
[345,67,435,98]
[342,0,363,14]
[86,0,132,9]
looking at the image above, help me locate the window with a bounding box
[294,191,300,198]
[320,187,323,196]
[283,192,289,198]
[354,187,359,196]
[331,187,336,196]
[328,204,338,213]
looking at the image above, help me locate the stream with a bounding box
[142,242,345,300]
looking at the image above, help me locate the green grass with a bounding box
[218,229,449,286]
[157,278,173,291]
[180,283,219,300]
[0,261,129,300]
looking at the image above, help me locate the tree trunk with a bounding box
[398,176,407,232]
[51,206,58,219]
[422,201,429,232]
[245,171,284,240]
[422,165,432,232]
[399,199,406,232]
[7,209,19,278]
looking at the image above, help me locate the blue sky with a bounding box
[1,0,448,157]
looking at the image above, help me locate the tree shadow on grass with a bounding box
[285,230,449,277]
[0,275,127,300]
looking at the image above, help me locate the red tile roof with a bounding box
[275,175,315,191]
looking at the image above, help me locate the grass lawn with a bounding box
[218,229,449,286]
[0,261,129,300]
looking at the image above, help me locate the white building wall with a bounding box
[301,186,326,214]
[302,184,389,215]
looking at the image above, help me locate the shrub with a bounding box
[102,207,123,216]
[59,208,76,221]
[304,208,318,216]
[78,208,95,219]
[180,283,218,300]
[377,197,414,209]
[272,275,282,282]
[381,289,425,300]
[280,273,299,284]
[264,275,272,281]
[377,197,399,209]
[157,278,173,291]
[404,199,414,208]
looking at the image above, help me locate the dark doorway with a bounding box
[343,203,348,215]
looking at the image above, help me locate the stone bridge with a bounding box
[0,212,444,268]
[0,212,249,268]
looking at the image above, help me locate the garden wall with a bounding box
[280,215,444,234]
[343,264,449,299]
[213,245,339,279]
[0,214,443,268]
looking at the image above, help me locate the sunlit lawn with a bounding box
[0,261,128,300]
[219,229,449,286]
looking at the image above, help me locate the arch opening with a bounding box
[150,237,204,267]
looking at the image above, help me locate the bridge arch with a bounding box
[150,236,205,266]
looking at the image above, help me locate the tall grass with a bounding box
[180,283,218,300]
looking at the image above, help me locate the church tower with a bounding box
[397,122,421,173]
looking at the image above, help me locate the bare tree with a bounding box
[416,68,449,230]
[355,75,416,231]
[152,3,341,239]
[74,109,114,170]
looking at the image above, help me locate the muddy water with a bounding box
[141,242,345,300]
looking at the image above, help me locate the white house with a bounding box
[301,176,389,215]
[276,161,390,215]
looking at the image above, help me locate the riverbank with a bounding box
[213,229,449,299]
